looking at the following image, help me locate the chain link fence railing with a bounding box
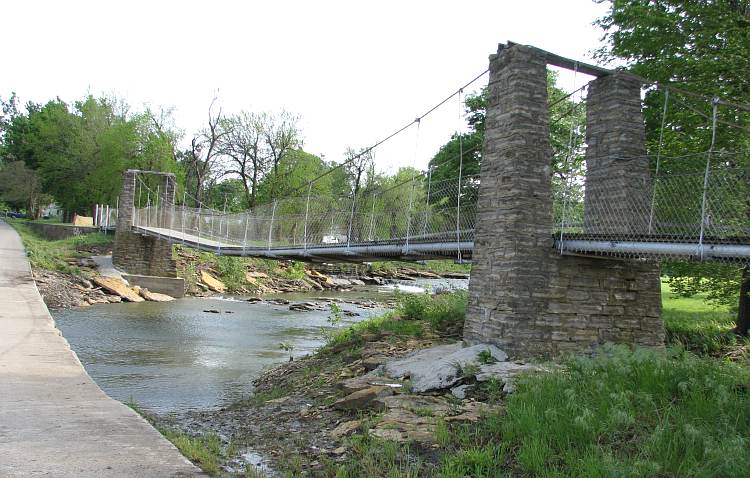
[131,152,749,263]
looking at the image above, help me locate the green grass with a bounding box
[7,219,113,273]
[329,346,750,478]
[370,259,471,275]
[314,288,750,478]
[126,398,232,476]
[661,281,748,355]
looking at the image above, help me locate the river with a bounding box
[52,279,467,414]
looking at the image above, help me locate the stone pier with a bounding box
[464,44,663,358]
[113,170,177,277]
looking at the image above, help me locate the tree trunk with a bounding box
[735,267,750,336]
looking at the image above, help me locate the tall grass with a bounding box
[8,220,113,273]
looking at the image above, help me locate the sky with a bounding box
[1,0,610,174]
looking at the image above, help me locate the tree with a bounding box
[0,161,49,217]
[259,111,301,200]
[220,112,265,208]
[428,72,586,218]
[1,94,181,217]
[183,98,229,206]
[596,0,750,334]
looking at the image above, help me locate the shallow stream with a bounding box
[53,279,467,414]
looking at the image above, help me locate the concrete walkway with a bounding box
[0,220,204,477]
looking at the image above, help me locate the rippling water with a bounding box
[52,279,468,414]
[53,296,384,413]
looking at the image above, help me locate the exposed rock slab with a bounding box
[139,288,175,302]
[332,385,394,411]
[200,270,225,293]
[382,342,508,392]
[92,276,144,302]
[475,361,544,383]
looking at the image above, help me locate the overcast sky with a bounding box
[2,0,610,174]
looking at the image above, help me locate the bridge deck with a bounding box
[134,226,474,261]
[135,225,750,262]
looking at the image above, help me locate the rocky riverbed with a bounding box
[161,332,547,476]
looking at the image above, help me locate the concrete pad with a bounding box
[0,220,204,477]
[91,254,124,280]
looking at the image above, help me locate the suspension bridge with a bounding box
[127,147,750,263]
[113,42,749,356]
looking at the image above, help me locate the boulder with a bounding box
[92,276,144,302]
[382,343,508,393]
[450,384,473,400]
[441,272,470,279]
[200,271,226,293]
[326,277,352,287]
[338,376,405,394]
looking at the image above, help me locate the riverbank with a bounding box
[6,219,470,310]
[144,290,750,477]
[0,219,204,477]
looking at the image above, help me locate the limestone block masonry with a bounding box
[113,170,177,277]
[464,44,663,358]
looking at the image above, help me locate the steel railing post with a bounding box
[268,200,278,251]
[304,182,311,251]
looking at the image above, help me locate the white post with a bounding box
[94,204,99,227]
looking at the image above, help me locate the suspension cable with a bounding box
[456,88,465,263]
[698,97,720,260]
[280,68,490,199]
[648,88,670,233]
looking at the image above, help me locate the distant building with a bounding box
[41,203,63,219]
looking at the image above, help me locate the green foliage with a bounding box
[323,313,424,353]
[664,261,742,310]
[0,94,180,216]
[328,433,425,477]
[278,342,295,361]
[662,281,749,355]
[161,431,223,476]
[284,260,306,280]
[327,302,342,327]
[596,0,750,327]
[0,161,50,217]
[398,290,467,334]
[369,259,471,275]
[214,255,246,291]
[477,349,496,365]
[499,345,750,477]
